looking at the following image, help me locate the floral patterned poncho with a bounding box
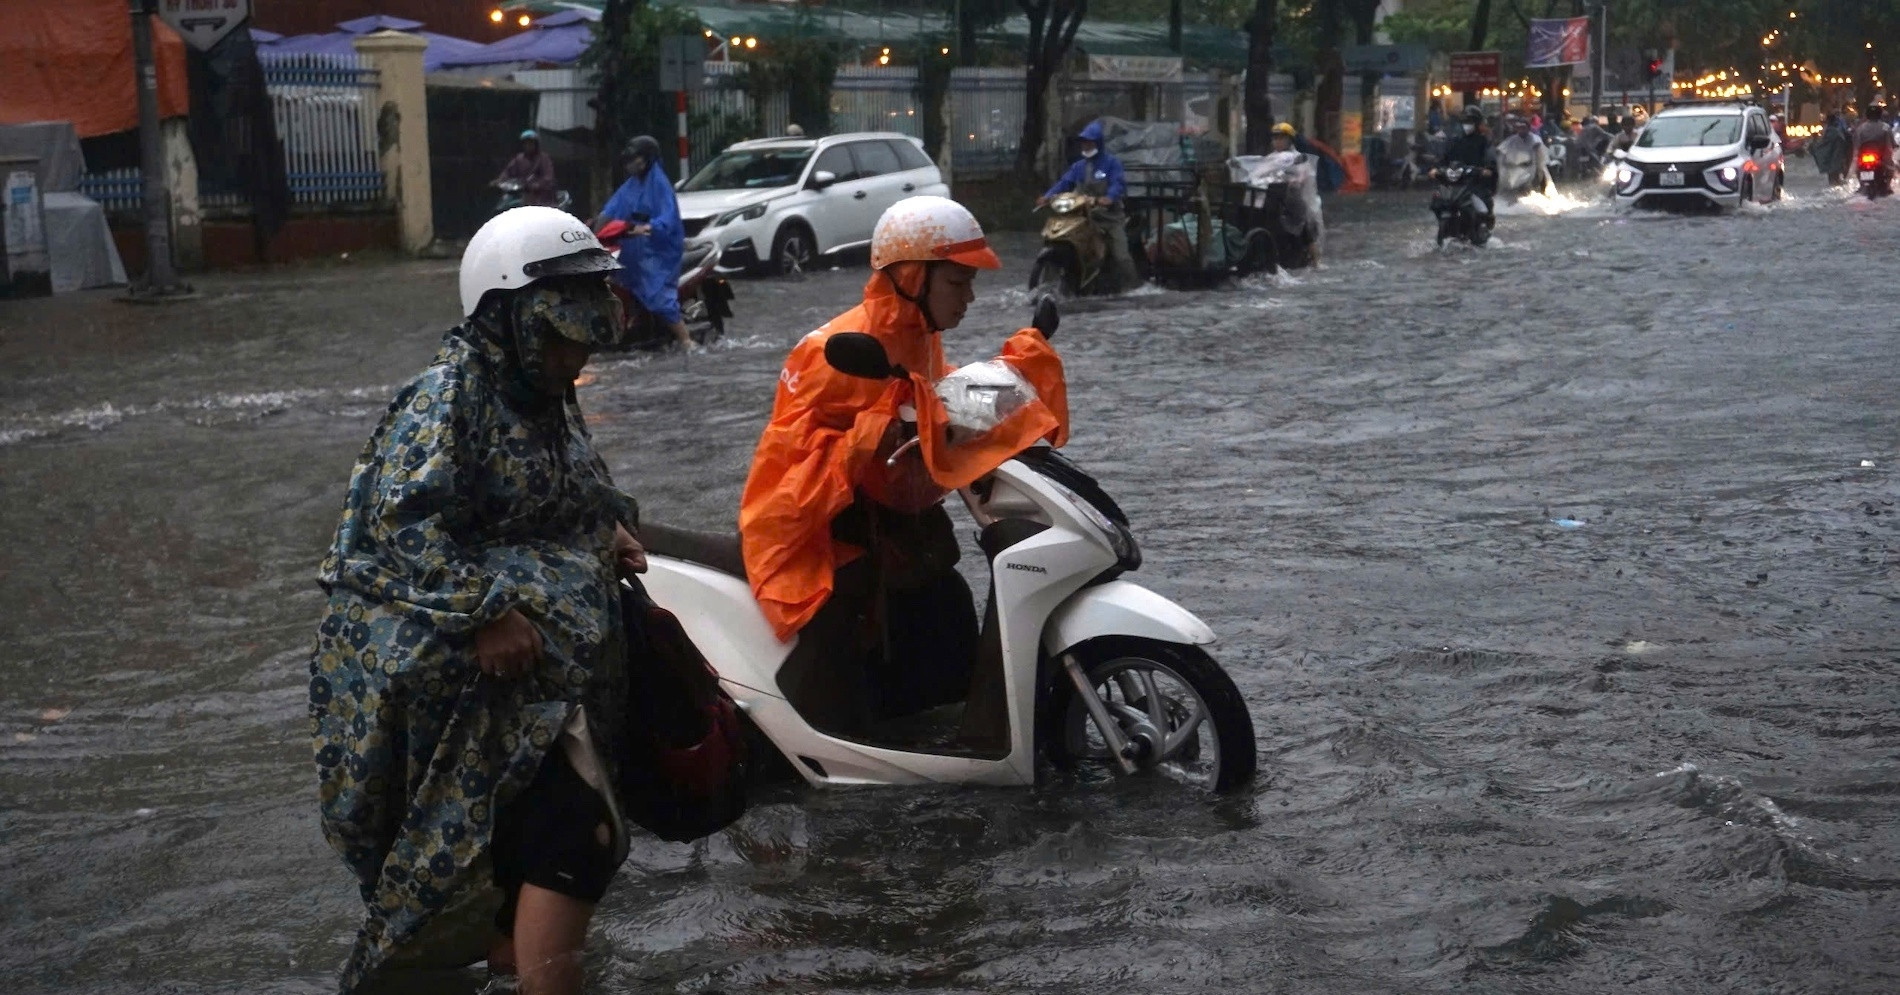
[309,321,636,992]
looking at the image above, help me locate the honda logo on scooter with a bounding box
[1005,562,1047,574]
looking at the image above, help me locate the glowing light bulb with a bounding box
[517,14,530,27]
[489,9,504,24]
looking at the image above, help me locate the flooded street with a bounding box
[4,171,1898,994]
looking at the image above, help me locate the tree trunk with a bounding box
[1465,0,1492,107]
[1352,2,1378,159]
[1168,0,1183,53]
[1243,0,1277,154]
[1015,1,1087,175]
[1315,0,1343,148]
[594,0,638,204]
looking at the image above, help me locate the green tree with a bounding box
[1017,0,1089,173]
[586,0,702,179]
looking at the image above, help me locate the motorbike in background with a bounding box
[1029,193,1125,296]
[595,218,734,348]
[1856,143,1893,199]
[491,178,573,215]
[1431,165,1494,246]
[1545,136,1572,183]
[1497,147,1541,198]
[1229,152,1322,271]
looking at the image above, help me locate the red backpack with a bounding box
[615,579,749,843]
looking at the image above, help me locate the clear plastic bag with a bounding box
[934,360,1040,444]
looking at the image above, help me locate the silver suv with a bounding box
[676,132,950,275]
[1611,102,1784,209]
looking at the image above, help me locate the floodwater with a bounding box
[3,171,1898,994]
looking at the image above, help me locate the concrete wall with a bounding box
[353,32,434,253]
[112,213,400,270]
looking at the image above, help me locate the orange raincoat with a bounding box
[739,263,1069,640]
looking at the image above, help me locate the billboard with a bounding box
[1449,52,1502,90]
[1526,17,1591,69]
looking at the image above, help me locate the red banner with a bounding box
[1449,51,1502,90]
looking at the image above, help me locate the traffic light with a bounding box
[1646,51,1664,81]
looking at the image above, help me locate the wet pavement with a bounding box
[3,170,1898,994]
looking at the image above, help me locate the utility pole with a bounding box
[1589,0,1607,120]
[128,0,186,296]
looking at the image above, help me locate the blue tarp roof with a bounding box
[259,18,486,72]
[438,12,597,68]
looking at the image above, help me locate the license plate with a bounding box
[1661,172,1685,187]
[1861,170,1876,181]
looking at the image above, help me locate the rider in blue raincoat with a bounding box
[1037,120,1140,290]
[597,135,689,348]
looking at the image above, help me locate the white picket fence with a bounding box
[265,53,384,205]
[80,52,385,212]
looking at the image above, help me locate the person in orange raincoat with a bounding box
[738,196,1068,738]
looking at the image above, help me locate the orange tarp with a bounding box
[738,263,1069,641]
[0,0,190,138]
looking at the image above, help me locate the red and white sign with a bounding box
[1449,51,1502,90]
[157,0,251,52]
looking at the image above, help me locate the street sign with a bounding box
[1342,44,1431,76]
[659,35,702,91]
[156,0,251,53]
[1449,51,1502,90]
[1088,55,1184,83]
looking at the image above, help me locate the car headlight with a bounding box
[1616,166,1636,186]
[713,203,767,227]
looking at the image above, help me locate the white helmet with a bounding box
[869,195,1001,271]
[459,206,620,317]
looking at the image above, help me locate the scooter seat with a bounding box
[639,522,746,579]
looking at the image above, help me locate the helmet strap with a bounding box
[882,264,941,333]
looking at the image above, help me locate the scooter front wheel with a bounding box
[1045,638,1256,794]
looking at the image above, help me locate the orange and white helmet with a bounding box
[869,195,1001,271]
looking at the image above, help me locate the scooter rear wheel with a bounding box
[1044,638,1257,794]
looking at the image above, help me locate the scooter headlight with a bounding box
[714,203,767,227]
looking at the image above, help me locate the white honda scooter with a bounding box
[638,307,1256,794]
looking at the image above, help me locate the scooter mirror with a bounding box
[824,332,896,380]
[1032,296,1059,339]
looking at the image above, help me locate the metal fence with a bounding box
[831,66,921,137]
[950,68,1027,173]
[80,53,384,213]
[512,67,594,133]
[267,53,384,205]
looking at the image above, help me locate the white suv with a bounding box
[1611,102,1784,209]
[677,132,950,275]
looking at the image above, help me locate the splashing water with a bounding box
[1497,188,1609,217]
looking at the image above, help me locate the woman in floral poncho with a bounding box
[310,208,644,995]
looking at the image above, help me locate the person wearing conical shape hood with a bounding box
[597,135,690,348]
[738,196,1069,738]
[310,207,648,995]
[1037,119,1140,289]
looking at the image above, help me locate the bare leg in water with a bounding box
[489,885,592,995]
[668,319,691,349]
